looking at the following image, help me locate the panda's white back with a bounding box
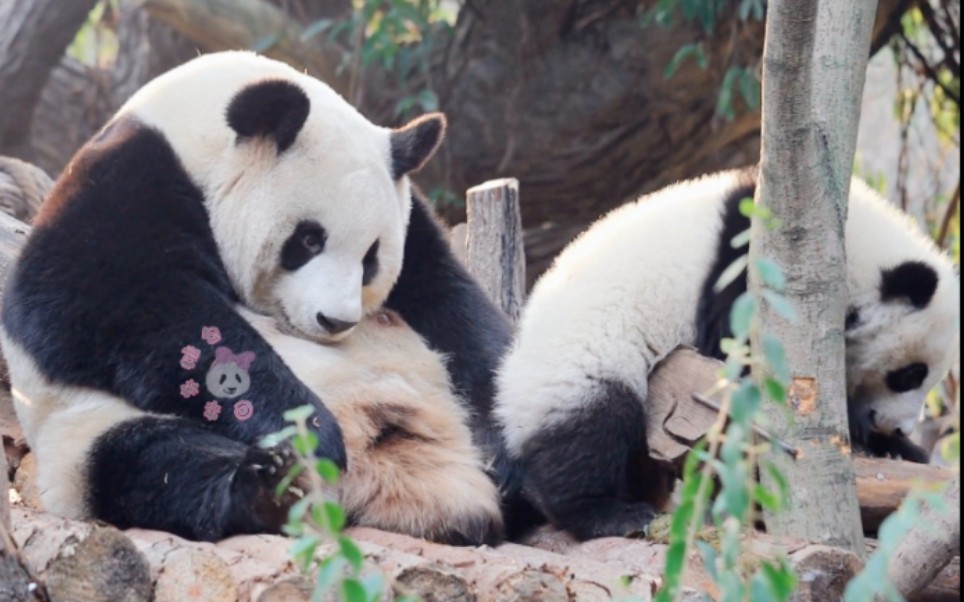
[496,169,744,453]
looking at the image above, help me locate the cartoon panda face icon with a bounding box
[205,346,255,399]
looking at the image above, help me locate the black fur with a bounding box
[384,190,536,538]
[390,114,446,179]
[226,79,310,154]
[880,260,939,309]
[886,362,929,394]
[517,379,675,540]
[87,416,300,540]
[362,239,379,286]
[280,220,326,271]
[1,118,345,541]
[694,168,757,360]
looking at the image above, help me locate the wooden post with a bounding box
[465,178,526,323]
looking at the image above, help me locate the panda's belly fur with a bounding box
[238,307,502,540]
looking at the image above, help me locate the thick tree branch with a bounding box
[0,0,100,158]
[887,475,961,599]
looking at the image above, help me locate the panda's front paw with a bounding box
[307,408,348,470]
[228,444,302,534]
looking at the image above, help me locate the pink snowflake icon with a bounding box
[180,345,201,370]
[201,326,222,345]
[233,400,254,422]
[180,379,200,399]
[203,401,222,421]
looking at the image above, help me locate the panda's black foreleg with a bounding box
[87,415,300,542]
[517,379,675,541]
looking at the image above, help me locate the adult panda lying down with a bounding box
[0,51,522,545]
[495,168,961,541]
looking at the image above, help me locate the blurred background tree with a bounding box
[0,0,958,283]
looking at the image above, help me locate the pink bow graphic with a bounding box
[212,346,256,371]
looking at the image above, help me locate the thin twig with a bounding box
[692,393,800,458]
[936,182,961,249]
[901,31,961,106]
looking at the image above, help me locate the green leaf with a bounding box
[316,458,342,484]
[762,334,790,382]
[284,405,317,423]
[418,89,439,112]
[260,426,297,448]
[288,497,311,523]
[339,535,365,572]
[275,462,306,499]
[321,501,347,532]
[755,258,786,290]
[341,579,368,602]
[716,67,742,120]
[763,290,797,321]
[730,227,751,249]
[664,42,707,79]
[250,32,281,53]
[729,293,757,339]
[715,254,749,293]
[316,556,348,594]
[738,68,761,111]
[360,573,385,602]
[761,559,797,601]
[301,19,334,41]
[764,377,787,404]
[293,430,320,456]
[753,483,783,512]
[764,461,791,508]
[730,382,762,426]
[290,534,320,571]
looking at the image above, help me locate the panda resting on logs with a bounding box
[494,167,961,542]
[0,51,521,545]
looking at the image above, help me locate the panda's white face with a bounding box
[844,182,960,440]
[113,51,444,343]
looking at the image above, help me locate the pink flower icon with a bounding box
[201,326,222,345]
[180,379,200,399]
[233,400,254,422]
[180,345,201,370]
[203,400,222,421]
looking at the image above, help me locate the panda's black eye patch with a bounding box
[219,374,227,385]
[362,239,380,286]
[281,220,327,271]
[885,362,929,393]
[845,308,860,331]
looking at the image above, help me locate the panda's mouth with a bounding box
[276,308,344,346]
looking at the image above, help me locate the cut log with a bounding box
[465,178,526,324]
[854,456,955,533]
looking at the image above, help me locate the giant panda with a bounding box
[494,167,961,541]
[0,50,519,545]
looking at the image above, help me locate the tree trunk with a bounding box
[751,0,877,556]
[0,0,100,160]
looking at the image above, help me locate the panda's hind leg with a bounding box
[87,416,301,541]
[518,379,675,541]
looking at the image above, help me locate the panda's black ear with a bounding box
[227,80,310,154]
[880,260,939,309]
[390,113,446,179]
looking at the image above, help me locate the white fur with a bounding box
[495,169,961,453]
[111,51,410,343]
[239,307,502,538]
[0,331,151,518]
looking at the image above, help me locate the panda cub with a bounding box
[494,167,960,541]
[0,51,514,545]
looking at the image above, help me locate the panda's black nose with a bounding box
[316,313,358,335]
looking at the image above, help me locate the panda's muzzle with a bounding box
[316,312,358,336]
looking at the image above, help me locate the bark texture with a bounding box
[0,0,100,159]
[886,474,961,599]
[751,0,878,555]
